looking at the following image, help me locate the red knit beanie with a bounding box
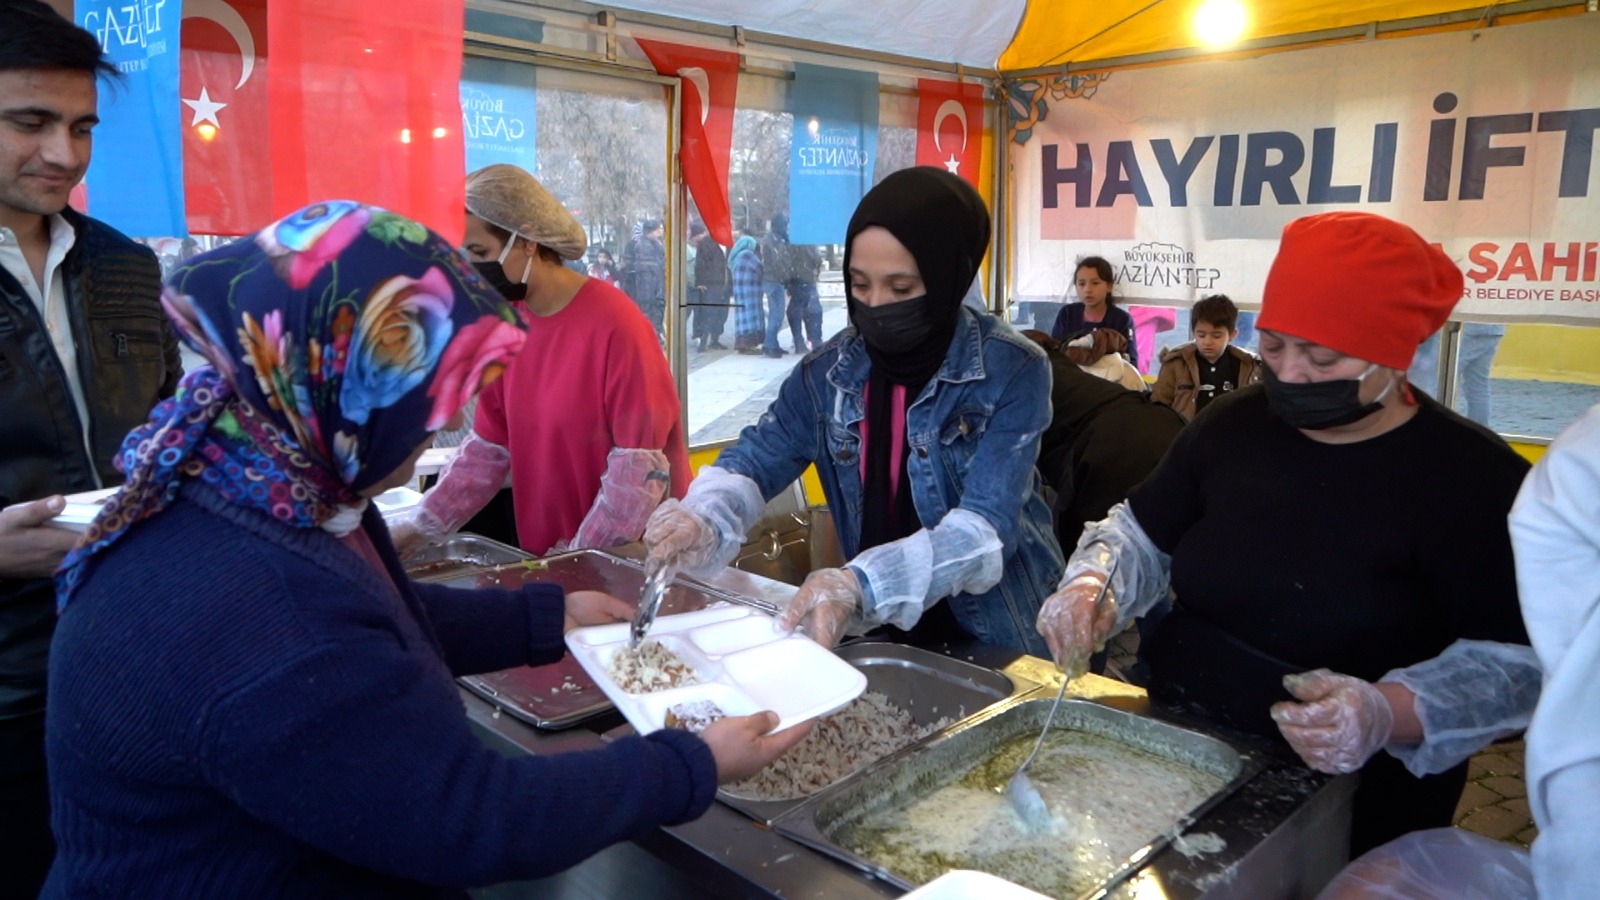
[1257,212,1463,370]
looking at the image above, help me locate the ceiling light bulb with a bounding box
[1194,0,1248,48]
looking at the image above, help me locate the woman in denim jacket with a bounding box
[646,168,1063,657]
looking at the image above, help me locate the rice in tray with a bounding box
[607,639,699,694]
[722,691,949,800]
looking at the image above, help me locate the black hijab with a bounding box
[846,167,991,550]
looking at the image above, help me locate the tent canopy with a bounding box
[592,1,1570,70]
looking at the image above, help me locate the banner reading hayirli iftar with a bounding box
[1010,14,1600,325]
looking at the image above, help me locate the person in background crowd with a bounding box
[43,205,808,897]
[0,4,184,894]
[729,230,765,355]
[785,240,824,354]
[1151,294,1263,421]
[585,247,620,289]
[646,167,1063,657]
[758,213,793,358]
[1051,255,1138,370]
[1062,327,1146,392]
[690,220,729,352]
[1037,212,1540,856]
[1408,322,1507,428]
[394,165,688,557]
[1023,330,1184,569]
[621,218,667,336]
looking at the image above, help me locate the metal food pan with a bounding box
[403,533,532,582]
[714,642,1019,825]
[452,549,768,729]
[773,696,1262,899]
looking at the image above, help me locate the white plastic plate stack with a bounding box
[566,606,868,735]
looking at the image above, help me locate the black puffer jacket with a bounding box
[0,208,180,718]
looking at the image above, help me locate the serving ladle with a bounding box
[1004,558,1117,830]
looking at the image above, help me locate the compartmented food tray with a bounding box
[716,642,1018,825]
[774,696,1262,900]
[445,549,755,729]
[566,606,868,737]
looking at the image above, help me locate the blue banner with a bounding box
[77,0,186,237]
[788,63,878,245]
[459,56,538,175]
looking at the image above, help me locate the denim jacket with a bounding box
[715,308,1064,656]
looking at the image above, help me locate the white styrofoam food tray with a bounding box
[901,871,1052,900]
[566,605,867,736]
[28,486,424,532]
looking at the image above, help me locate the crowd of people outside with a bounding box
[1,4,1594,897]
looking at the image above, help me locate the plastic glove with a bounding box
[390,432,510,558]
[642,498,719,571]
[777,568,863,648]
[568,448,672,551]
[1271,669,1395,774]
[1035,574,1121,676]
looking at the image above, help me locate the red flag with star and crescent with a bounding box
[635,38,740,247]
[180,0,270,236]
[915,79,984,186]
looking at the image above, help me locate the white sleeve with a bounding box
[1380,639,1542,777]
[675,465,765,577]
[1060,500,1172,630]
[1510,404,1600,900]
[845,509,1002,630]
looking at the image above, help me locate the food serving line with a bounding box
[409,537,1356,899]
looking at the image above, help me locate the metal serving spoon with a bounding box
[628,555,675,650]
[1005,557,1118,830]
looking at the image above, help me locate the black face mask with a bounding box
[1263,363,1394,430]
[849,296,937,354]
[472,260,526,301]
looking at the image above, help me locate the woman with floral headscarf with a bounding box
[42,203,808,898]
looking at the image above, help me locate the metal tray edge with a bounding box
[767,693,1268,899]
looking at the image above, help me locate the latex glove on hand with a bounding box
[642,499,719,571]
[1035,574,1120,676]
[700,711,815,784]
[776,568,863,649]
[1270,669,1395,774]
[386,505,447,561]
[563,590,636,634]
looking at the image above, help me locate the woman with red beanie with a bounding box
[1037,211,1541,855]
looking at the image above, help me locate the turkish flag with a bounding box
[180,0,270,236]
[916,79,984,186]
[266,0,467,243]
[635,39,740,247]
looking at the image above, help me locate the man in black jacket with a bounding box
[0,4,182,894]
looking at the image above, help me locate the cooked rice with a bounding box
[607,639,699,694]
[723,691,949,800]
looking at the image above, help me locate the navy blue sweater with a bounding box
[44,481,717,898]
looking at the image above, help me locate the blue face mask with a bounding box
[1263,362,1396,429]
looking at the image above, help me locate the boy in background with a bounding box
[1152,294,1261,421]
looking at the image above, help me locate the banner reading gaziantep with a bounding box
[1009,14,1600,325]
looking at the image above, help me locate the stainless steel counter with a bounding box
[462,633,1355,899]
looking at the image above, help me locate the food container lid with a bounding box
[566,606,867,735]
[901,870,1052,900]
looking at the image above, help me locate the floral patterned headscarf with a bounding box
[57,201,526,607]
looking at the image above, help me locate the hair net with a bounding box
[465,164,588,261]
